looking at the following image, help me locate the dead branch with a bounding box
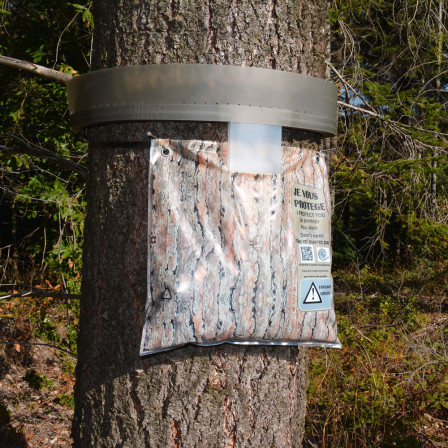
[0,340,76,357]
[0,144,87,180]
[0,55,72,84]
[337,100,383,119]
[327,60,377,113]
[0,289,81,301]
[327,61,448,141]
[336,100,448,140]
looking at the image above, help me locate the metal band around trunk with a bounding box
[67,64,337,135]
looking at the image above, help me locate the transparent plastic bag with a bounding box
[140,139,340,355]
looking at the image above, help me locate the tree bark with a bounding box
[73,1,331,447]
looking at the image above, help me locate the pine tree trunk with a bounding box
[73,1,331,446]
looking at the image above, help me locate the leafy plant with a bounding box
[22,369,55,390]
[58,392,75,409]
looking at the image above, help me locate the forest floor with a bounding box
[0,317,74,448]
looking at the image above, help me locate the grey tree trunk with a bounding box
[72,1,331,447]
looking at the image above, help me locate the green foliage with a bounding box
[0,0,87,374]
[58,392,75,409]
[329,0,448,270]
[0,0,92,69]
[0,0,90,290]
[30,297,80,352]
[71,3,94,29]
[306,266,448,447]
[22,369,55,390]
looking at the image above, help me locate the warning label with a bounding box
[303,282,322,303]
[299,278,333,311]
[292,183,333,311]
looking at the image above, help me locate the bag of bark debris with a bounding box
[140,139,341,355]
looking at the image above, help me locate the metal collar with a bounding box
[67,64,337,135]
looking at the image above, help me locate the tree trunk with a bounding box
[73,1,331,447]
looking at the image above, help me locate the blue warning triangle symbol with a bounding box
[303,282,322,304]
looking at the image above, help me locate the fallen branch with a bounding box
[0,54,72,84]
[0,289,81,301]
[0,144,88,180]
[0,340,76,357]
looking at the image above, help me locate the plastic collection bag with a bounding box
[140,139,341,355]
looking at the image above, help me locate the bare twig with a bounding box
[0,289,81,301]
[353,326,373,344]
[327,60,377,112]
[0,55,73,84]
[328,60,448,140]
[53,11,81,69]
[337,100,448,139]
[306,440,319,448]
[0,144,87,179]
[0,340,76,357]
[337,100,383,118]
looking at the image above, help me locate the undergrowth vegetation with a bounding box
[306,262,448,447]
